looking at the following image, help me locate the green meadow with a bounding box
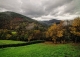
[0,40,26,45]
[0,43,80,57]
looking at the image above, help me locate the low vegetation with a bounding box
[0,40,45,48]
[0,43,80,57]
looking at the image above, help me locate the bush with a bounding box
[0,40,45,48]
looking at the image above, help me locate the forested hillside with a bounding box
[0,11,80,43]
[0,11,46,41]
[0,11,45,30]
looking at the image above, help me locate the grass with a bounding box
[0,40,26,45]
[11,31,17,35]
[0,43,80,57]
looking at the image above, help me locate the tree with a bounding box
[70,17,80,43]
[28,30,42,41]
[46,21,64,43]
[6,34,12,39]
[63,20,72,43]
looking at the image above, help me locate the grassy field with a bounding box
[0,40,26,45]
[0,43,80,57]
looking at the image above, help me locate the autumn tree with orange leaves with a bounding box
[70,17,80,43]
[46,21,65,43]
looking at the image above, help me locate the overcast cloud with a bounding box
[0,0,80,21]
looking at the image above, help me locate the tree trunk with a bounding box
[54,39,57,44]
[75,37,77,43]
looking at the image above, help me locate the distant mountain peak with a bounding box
[39,19,61,26]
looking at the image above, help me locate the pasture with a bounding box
[0,42,80,57]
[0,40,26,45]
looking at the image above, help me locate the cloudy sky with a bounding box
[0,0,80,21]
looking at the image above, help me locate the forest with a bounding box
[0,16,80,43]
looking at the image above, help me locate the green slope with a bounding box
[0,43,80,57]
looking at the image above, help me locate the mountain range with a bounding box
[39,19,61,26]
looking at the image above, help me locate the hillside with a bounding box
[0,11,45,30]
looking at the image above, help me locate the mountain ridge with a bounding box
[0,11,45,30]
[39,19,61,26]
